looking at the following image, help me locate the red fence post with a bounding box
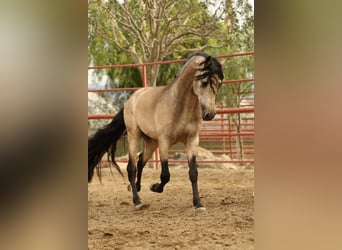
[228,115,234,160]
[142,64,147,87]
[220,101,226,154]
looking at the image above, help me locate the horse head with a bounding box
[189,53,224,121]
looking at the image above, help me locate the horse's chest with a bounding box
[171,122,200,141]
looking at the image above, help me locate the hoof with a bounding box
[195,207,208,215]
[135,203,150,210]
[150,183,163,193]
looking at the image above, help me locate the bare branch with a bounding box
[117,3,150,48]
[169,44,223,57]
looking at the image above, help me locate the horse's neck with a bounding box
[168,75,201,119]
[170,65,194,93]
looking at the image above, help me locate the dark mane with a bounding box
[187,52,224,81]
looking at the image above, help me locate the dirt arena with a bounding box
[88,163,254,249]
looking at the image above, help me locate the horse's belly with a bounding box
[133,88,164,140]
[139,122,159,140]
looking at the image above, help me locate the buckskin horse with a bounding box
[88,52,224,214]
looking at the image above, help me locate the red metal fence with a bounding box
[88,52,254,169]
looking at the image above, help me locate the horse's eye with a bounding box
[201,81,209,87]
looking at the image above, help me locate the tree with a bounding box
[209,0,254,162]
[88,0,224,86]
[214,0,254,107]
[88,0,255,163]
[88,0,254,108]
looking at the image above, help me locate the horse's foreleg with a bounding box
[150,160,170,193]
[136,139,158,192]
[187,136,205,211]
[188,156,204,208]
[150,143,170,193]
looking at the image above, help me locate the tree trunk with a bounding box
[147,64,160,87]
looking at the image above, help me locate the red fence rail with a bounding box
[88,52,254,168]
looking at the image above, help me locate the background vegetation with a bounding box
[88,0,254,108]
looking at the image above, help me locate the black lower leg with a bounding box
[150,160,170,193]
[188,156,203,208]
[127,160,141,205]
[136,152,146,192]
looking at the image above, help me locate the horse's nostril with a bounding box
[203,112,215,121]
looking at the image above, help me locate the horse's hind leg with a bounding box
[126,135,147,208]
[136,138,158,192]
[150,142,170,193]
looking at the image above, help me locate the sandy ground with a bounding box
[88,164,254,249]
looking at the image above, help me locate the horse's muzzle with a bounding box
[203,112,216,121]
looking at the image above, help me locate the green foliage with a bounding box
[156,57,182,86]
[202,0,254,108]
[88,0,254,108]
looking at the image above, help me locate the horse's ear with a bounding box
[204,56,212,66]
[198,55,212,66]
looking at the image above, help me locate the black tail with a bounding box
[88,109,126,182]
